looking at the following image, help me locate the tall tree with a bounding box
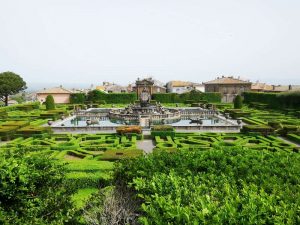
[45,95,55,110]
[234,95,243,109]
[0,71,27,106]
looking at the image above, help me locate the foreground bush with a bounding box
[0,149,79,224]
[113,147,300,224]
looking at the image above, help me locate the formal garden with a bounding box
[0,82,299,224]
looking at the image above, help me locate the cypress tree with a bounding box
[234,95,243,109]
[45,95,55,110]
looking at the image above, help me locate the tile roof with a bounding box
[36,87,73,94]
[168,80,203,87]
[272,85,300,92]
[204,76,251,85]
[251,83,273,91]
[168,80,193,87]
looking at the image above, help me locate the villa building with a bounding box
[166,80,204,93]
[36,86,73,104]
[251,82,273,92]
[251,82,300,92]
[204,76,252,103]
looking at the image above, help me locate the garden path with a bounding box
[137,140,155,154]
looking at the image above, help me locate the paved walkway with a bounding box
[137,140,155,154]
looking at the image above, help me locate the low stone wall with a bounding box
[52,126,117,133]
[174,125,240,131]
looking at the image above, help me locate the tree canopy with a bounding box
[0,71,27,106]
[0,148,79,224]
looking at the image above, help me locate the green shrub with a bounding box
[151,125,175,138]
[268,121,282,129]
[70,93,86,104]
[241,125,274,135]
[0,148,79,224]
[101,149,143,161]
[45,95,55,110]
[233,95,243,109]
[286,134,300,144]
[277,125,299,136]
[17,126,51,137]
[113,147,300,224]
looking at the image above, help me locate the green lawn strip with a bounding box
[72,188,99,209]
[65,159,114,208]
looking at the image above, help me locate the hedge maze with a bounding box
[2,133,143,161]
[0,103,72,140]
[154,133,299,153]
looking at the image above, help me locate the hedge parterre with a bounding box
[153,132,299,153]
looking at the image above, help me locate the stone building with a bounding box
[166,81,204,94]
[133,77,166,98]
[204,76,252,103]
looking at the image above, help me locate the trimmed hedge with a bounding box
[17,126,51,137]
[70,93,86,104]
[244,91,300,109]
[152,90,221,103]
[286,134,300,144]
[87,90,137,104]
[241,125,274,135]
[151,125,175,138]
[100,149,143,161]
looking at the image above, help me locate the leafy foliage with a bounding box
[0,71,27,106]
[114,147,300,224]
[87,90,137,104]
[233,95,243,109]
[70,93,86,104]
[45,95,55,110]
[0,148,79,224]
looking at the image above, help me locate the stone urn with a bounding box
[86,119,92,126]
[47,120,53,126]
[61,123,65,127]
[61,115,65,120]
[237,119,242,125]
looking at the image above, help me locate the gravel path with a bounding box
[137,140,155,154]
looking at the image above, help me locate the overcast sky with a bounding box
[0,0,299,90]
